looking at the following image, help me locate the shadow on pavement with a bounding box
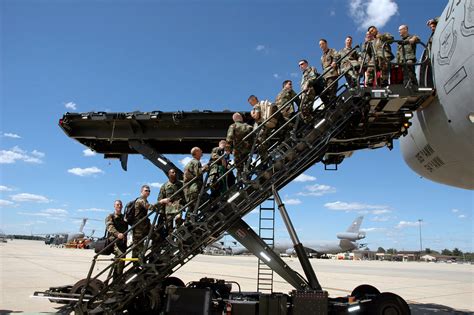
[410,303,473,315]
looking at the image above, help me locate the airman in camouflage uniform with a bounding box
[184,147,208,219]
[425,18,438,87]
[275,80,299,124]
[338,36,360,88]
[208,140,229,198]
[360,32,377,87]
[158,168,185,235]
[319,39,339,100]
[226,112,253,178]
[132,185,152,263]
[426,17,438,50]
[106,200,128,279]
[368,26,394,86]
[299,59,319,123]
[397,24,420,85]
[248,95,274,161]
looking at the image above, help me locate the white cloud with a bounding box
[290,72,299,78]
[149,182,163,188]
[458,214,466,219]
[372,209,391,215]
[65,102,77,110]
[42,208,68,215]
[348,0,398,30]
[330,9,336,16]
[3,133,21,139]
[256,44,265,51]
[31,150,45,158]
[0,146,44,164]
[294,174,316,182]
[360,227,386,232]
[324,201,388,211]
[371,216,390,222]
[284,198,302,205]
[451,208,459,213]
[396,221,421,229]
[179,157,192,167]
[0,199,14,207]
[11,193,50,203]
[68,166,104,177]
[17,211,51,217]
[273,73,281,79]
[0,185,13,192]
[77,207,108,213]
[17,208,68,218]
[83,149,97,157]
[299,184,336,196]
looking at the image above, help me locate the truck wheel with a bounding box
[369,292,410,315]
[351,284,380,300]
[163,276,185,288]
[70,279,104,305]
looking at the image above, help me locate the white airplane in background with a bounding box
[400,0,474,190]
[232,216,366,257]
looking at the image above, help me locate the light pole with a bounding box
[418,219,423,253]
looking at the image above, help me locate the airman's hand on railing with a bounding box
[159,198,171,205]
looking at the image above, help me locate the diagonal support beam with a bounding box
[128,140,184,179]
[227,218,309,291]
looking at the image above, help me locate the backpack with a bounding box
[259,100,278,129]
[310,67,326,96]
[124,198,139,225]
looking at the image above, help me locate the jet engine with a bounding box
[336,232,366,241]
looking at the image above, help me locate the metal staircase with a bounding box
[257,197,275,293]
[34,42,435,314]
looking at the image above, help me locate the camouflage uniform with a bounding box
[321,48,339,100]
[158,180,185,235]
[338,47,360,88]
[360,40,377,86]
[226,121,253,178]
[373,32,394,86]
[396,34,419,85]
[184,158,205,217]
[106,212,128,278]
[208,146,228,197]
[275,87,299,122]
[132,197,150,261]
[300,66,319,123]
[252,101,275,161]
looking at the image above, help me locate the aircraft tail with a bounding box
[346,216,364,233]
[79,218,88,233]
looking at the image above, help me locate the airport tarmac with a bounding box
[0,240,473,314]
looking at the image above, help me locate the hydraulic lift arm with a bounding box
[128,140,184,179]
[227,219,310,291]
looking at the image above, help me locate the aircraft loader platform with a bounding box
[35,43,434,314]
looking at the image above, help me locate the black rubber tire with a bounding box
[126,277,186,314]
[369,292,411,315]
[351,284,381,300]
[162,276,185,288]
[69,278,103,305]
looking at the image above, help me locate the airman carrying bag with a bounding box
[94,230,113,255]
[260,100,279,129]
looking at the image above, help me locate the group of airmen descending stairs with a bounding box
[49,37,435,313]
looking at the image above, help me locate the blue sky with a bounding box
[1,0,472,252]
